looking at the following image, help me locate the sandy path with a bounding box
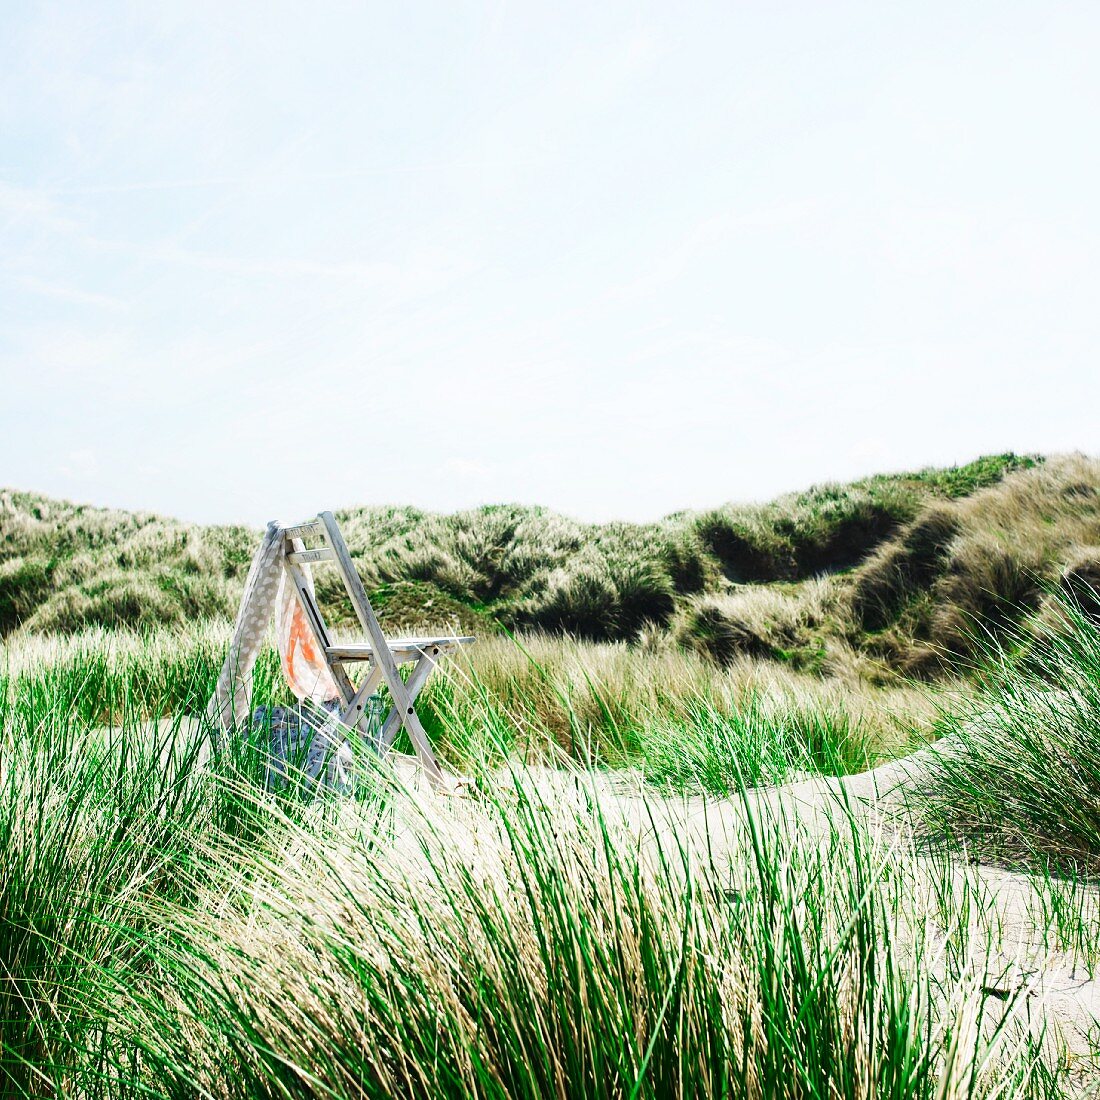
[401,746,1100,1068]
[137,718,1100,1069]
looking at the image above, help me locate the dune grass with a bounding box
[919,594,1100,874]
[6,592,1100,1096]
[8,459,1100,1094]
[0,700,215,1095]
[2,622,936,786]
[0,660,1083,1098]
[0,454,1037,643]
[845,454,1100,677]
[120,772,1068,1100]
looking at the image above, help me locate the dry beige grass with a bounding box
[672,577,835,662]
[846,455,1100,675]
[661,457,1100,678]
[435,629,945,765]
[0,621,232,680]
[2,619,943,774]
[117,754,1096,1099]
[0,453,1039,641]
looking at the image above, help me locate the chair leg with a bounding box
[338,662,385,745]
[320,511,445,784]
[377,652,438,752]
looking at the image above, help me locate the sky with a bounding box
[1,1,1098,526]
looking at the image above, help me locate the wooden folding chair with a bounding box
[279,511,474,785]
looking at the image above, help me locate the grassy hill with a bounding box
[9,452,1100,677]
[680,453,1100,677]
[7,456,1100,1097]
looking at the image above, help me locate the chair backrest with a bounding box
[278,512,404,700]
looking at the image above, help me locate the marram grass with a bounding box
[0,622,1093,1097]
[113,771,1053,1100]
[0,453,1042,663]
[919,593,1100,874]
[1,622,935,775]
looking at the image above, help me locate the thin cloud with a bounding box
[5,272,127,311]
[40,159,541,197]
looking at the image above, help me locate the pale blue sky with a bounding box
[2,2,1098,525]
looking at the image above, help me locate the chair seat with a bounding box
[325,636,475,664]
